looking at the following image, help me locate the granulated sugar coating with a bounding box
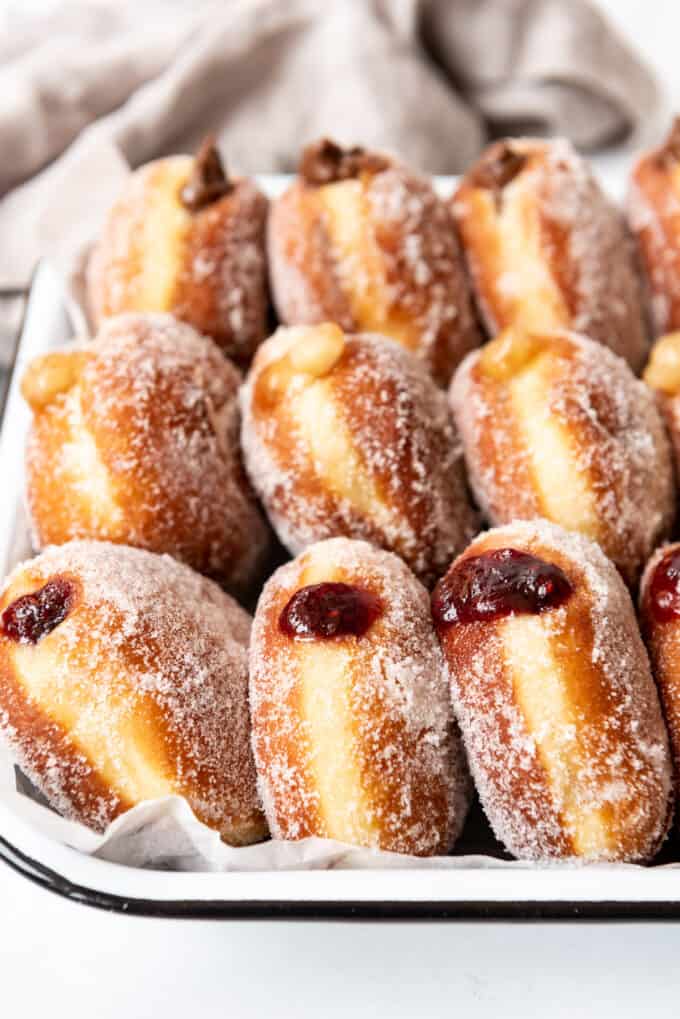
[0,541,266,844]
[25,313,270,592]
[240,327,478,588]
[453,138,649,373]
[450,330,675,584]
[267,152,481,385]
[435,520,673,863]
[249,537,471,856]
[627,119,680,337]
[87,155,269,365]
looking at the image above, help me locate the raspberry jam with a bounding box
[1,578,76,645]
[645,549,680,623]
[279,582,383,640]
[431,548,573,627]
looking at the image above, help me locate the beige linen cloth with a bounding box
[0,0,662,357]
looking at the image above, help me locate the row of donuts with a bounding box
[7,123,680,863]
[7,307,680,864]
[18,310,680,593]
[85,123,680,389]
[2,516,680,864]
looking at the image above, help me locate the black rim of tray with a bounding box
[2,831,680,921]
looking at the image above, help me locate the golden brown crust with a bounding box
[455,138,649,372]
[640,543,680,815]
[0,542,267,844]
[450,330,675,584]
[87,154,269,365]
[628,119,680,337]
[268,142,482,385]
[25,314,270,593]
[435,521,672,863]
[266,184,355,330]
[249,537,470,855]
[240,325,478,587]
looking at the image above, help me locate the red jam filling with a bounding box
[646,549,680,623]
[279,582,383,640]
[1,578,76,644]
[431,548,573,627]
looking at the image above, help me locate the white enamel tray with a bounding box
[1,177,678,921]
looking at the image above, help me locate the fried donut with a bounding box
[454,138,648,372]
[249,537,471,855]
[643,329,680,475]
[641,542,680,816]
[22,313,270,593]
[267,138,482,385]
[87,136,268,365]
[0,541,267,844]
[628,118,680,337]
[450,328,674,584]
[240,322,478,587]
[432,520,672,863]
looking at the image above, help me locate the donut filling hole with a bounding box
[645,548,680,622]
[254,324,346,408]
[279,582,383,640]
[21,351,88,411]
[469,145,527,205]
[479,329,546,382]
[643,332,680,394]
[1,578,76,644]
[298,139,389,187]
[180,135,233,212]
[431,548,573,626]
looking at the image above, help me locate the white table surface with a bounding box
[4,2,680,1016]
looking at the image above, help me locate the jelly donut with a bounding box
[0,541,267,844]
[87,136,268,365]
[250,537,471,855]
[453,138,649,372]
[628,119,680,337]
[432,520,672,863]
[240,322,478,587]
[267,138,482,385]
[641,543,680,810]
[450,328,674,584]
[22,313,270,592]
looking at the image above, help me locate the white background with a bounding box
[3,2,680,1016]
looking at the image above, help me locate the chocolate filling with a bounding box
[468,143,527,207]
[298,138,390,187]
[180,135,234,211]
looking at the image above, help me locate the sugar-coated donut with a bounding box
[0,541,267,844]
[450,328,674,584]
[87,136,269,365]
[432,520,672,863]
[640,542,680,819]
[643,331,680,478]
[628,118,680,337]
[249,537,471,855]
[268,138,482,385]
[454,138,649,372]
[22,313,270,593]
[240,323,478,587]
